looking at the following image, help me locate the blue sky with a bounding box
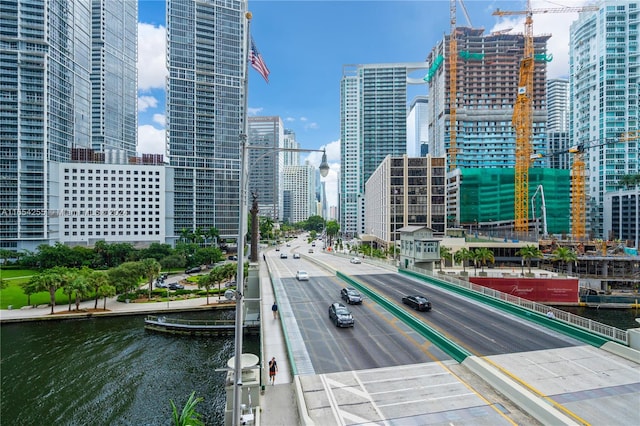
[137,0,591,206]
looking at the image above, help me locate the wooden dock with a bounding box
[144,315,260,336]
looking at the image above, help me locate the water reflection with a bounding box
[1,311,259,425]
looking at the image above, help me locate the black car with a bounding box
[280,253,288,259]
[169,283,185,290]
[340,287,363,305]
[328,302,354,327]
[402,295,432,311]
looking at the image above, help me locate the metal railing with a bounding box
[403,265,629,345]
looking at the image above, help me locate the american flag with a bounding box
[250,37,270,83]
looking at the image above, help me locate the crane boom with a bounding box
[449,0,458,171]
[493,2,599,236]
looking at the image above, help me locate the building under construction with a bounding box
[426,28,551,168]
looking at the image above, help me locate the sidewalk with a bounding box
[259,251,300,425]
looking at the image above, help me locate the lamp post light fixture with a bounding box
[232,141,329,425]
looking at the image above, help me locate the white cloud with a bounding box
[138,95,158,112]
[137,124,166,156]
[285,117,295,122]
[300,117,308,122]
[153,113,166,126]
[248,107,264,116]
[305,122,319,130]
[490,0,596,79]
[138,23,167,91]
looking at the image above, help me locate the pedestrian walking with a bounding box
[268,357,278,385]
[271,301,278,319]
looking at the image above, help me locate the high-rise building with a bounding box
[407,96,429,157]
[282,163,316,224]
[340,63,427,238]
[364,155,446,250]
[0,0,137,252]
[570,1,639,239]
[545,79,571,170]
[166,0,245,242]
[247,116,285,220]
[426,28,550,168]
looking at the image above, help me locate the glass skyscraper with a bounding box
[0,0,137,251]
[340,63,427,238]
[166,0,246,241]
[570,0,639,238]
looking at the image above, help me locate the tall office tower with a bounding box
[339,63,427,238]
[426,28,550,168]
[91,0,138,156]
[0,0,137,252]
[545,79,571,170]
[166,0,245,241]
[407,96,429,157]
[282,163,316,224]
[247,116,285,220]
[283,129,300,166]
[570,1,639,239]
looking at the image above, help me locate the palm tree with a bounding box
[516,245,543,274]
[197,272,216,305]
[140,258,162,299]
[87,270,109,309]
[551,246,578,275]
[179,228,193,244]
[453,248,473,273]
[439,246,452,272]
[30,266,69,314]
[473,248,495,273]
[71,267,91,311]
[97,282,117,310]
[170,391,204,426]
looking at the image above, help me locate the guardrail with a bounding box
[401,266,628,346]
[337,271,471,363]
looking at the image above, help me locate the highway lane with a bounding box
[268,251,450,375]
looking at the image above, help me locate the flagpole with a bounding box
[232,7,251,426]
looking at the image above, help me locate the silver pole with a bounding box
[233,8,251,426]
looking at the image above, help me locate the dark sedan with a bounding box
[340,287,363,305]
[402,295,432,311]
[328,302,354,328]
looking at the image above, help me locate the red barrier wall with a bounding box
[469,277,579,303]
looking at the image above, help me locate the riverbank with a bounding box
[0,295,234,324]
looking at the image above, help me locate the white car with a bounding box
[350,257,362,264]
[296,270,309,281]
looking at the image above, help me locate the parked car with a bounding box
[350,257,362,264]
[308,249,314,253]
[402,295,432,311]
[341,287,363,305]
[228,255,238,261]
[275,247,280,251]
[169,283,185,290]
[293,253,300,259]
[286,243,291,247]
[311,242,316,247]
[185,267,201,274]
[280,253,288,259]
[156,281,167,289]
[296,270,309,281]
[328,302,355,327]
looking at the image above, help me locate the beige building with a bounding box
[364,155,446,251]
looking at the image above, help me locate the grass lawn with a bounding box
[0,268,74,310]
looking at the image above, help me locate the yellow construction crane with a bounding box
[531,133,635,240]
[493,2,599,235]
[448,0,473,171]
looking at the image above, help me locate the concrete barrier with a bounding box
[601,341,640,363]
[463,356,581,426]
[294,376,315,426]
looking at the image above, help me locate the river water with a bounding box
[1,311,259,426]
[1,307,637,425]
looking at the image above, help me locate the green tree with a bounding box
[473,248,495,272]
[108,261,143,295]
[97,282,117,310]
[259,217,274,242]
[87,270,109,309]
[551,246,578,275]
[304,215,325,232]
[453,248,473,273]
[439,246,452,272]
[31,266,71,314]
[160,254,186,270]
[516,245,543,274]
[325,220,340,247]
[140,258,162,299]
[71,267,92,311]
[19,279,39,305]
[180,228,194,244]
[170,391,204,426]
[197,272,215,305]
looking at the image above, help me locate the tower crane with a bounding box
[531,135,633,241]
[448,0,473,171]
[493,2,599,235]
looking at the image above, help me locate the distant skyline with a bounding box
[137,0,596,208]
